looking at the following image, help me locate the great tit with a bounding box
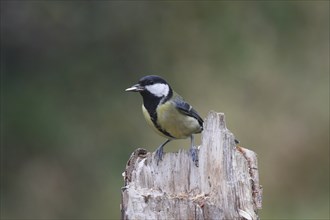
[125,75,203,166]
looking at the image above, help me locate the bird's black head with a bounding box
[125,75,173,100]
[138,75,168,88]
[125,75,174,115]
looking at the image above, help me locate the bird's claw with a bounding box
[189,146,199,167]
[154,147,164,165]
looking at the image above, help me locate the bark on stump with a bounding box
[121,111,262,220]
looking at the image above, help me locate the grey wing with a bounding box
[173,96,204,127]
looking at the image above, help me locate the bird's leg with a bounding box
[189,135,199,167]
[155,139,171,165]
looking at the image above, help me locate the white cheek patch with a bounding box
[146,83,169,97]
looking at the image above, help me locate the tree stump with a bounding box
[121,111,262,220]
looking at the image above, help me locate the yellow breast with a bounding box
[142,102,201,139]
[142,105,169,138]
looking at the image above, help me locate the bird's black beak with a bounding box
[125,84,144,92]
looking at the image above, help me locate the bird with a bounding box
[125,75,203,166]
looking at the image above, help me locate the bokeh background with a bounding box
[1,1,329,219]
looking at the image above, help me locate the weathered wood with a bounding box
[121,111,262,220]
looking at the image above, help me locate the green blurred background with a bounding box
[1,1,329,219]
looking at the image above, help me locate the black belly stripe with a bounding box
[141,91,175,139]
[150,112,175,139]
